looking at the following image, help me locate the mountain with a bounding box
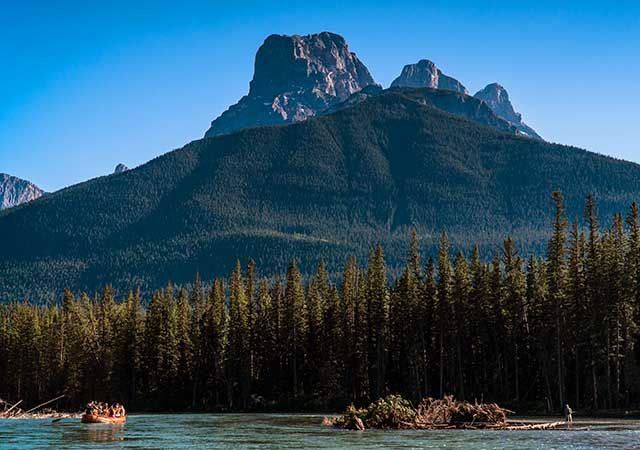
[391,59,467,94]
[474,83,541,139]
[326,86,518,135]
[391,60,541,140]
[114,163,129,174]
[2,89,639,302]
[204,32,376,137]
[0,174,44,210]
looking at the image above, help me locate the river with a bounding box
[1,414,639,449]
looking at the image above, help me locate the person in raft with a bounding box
[563,403,573,423]
[85,401,125,417]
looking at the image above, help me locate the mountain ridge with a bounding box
[1,90,638,302]
[325,86,519,135]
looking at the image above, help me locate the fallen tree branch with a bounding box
[1,400,23,417]
[16,395,65,417]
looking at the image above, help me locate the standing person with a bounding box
[564,403,573,425]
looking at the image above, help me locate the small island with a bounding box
[331,395,566,431]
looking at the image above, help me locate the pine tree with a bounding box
[176,288,194,408]
[585,193,602,408]
[502,238,527,405]
[566,221,586,408]
[340,256,365,402]
[113,289,144,407]
[227,261,250,408]
[547,191,568,408]
[419,258,436,398]
[452,251,470,399]
[201,278,227,407]
[284,259,307,400]
[436,232,452,397]
[365,245,388,401]
[253,279,274,394]
[189,273,206,409]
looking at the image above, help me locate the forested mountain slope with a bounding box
[1,89,639,301]
[325,87,519,135]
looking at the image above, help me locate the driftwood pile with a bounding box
[0,395,79,419]
[415,395,510,427]
[332,395,566,431]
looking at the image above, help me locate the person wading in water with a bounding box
[564,403,573,427]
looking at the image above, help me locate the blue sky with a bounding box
[1,1,639,191]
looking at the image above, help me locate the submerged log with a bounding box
[504,421,566,430]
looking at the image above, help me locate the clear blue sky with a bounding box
[1,1,639,191]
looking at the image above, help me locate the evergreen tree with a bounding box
[547,191,568,408]
[436,232,452,397]
[365,245,388,401]
[284,259,307,400]
[227,261,250,408]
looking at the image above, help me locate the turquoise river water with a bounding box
[1,414,639,449]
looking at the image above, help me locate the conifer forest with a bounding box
[2,193,640,413]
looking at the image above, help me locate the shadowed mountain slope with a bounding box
[1,90,639,301]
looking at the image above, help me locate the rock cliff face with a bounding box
[391,59,467,94]
[204,32,376,137]
[0,174,44,210]
[474,83,541,140]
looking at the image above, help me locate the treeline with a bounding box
[2,192,640,412]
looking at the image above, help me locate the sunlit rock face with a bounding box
[391,59,468,94]
[474,83,542,140]
[204,31,377,138]
[0,174,44,210]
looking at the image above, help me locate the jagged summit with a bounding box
[204,36,542,141]
[391,59,467,94]
[204,31,376,137]
[0,173,44,210]
[474,83,541,140]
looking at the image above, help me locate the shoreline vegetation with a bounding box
[2,192,640,416]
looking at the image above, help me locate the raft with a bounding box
[81,413,126,424]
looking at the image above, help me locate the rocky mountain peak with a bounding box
[391,59,468,94]
[204,31,376,137]
[0,173,44,210]
[474,83,519,123]
[114,163,129,174]
[474,83,541,140]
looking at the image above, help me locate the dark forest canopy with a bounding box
[2,193,640,413]
[3,89,640,302]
